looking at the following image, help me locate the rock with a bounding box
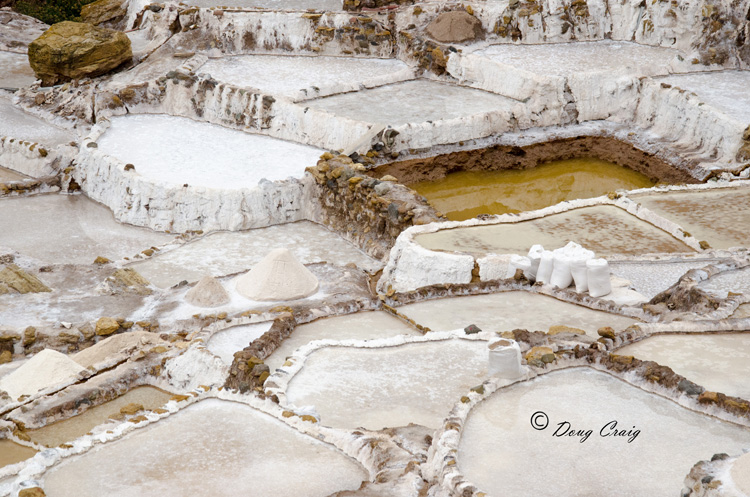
[380,175,398,182]
[597,327,616,339]
[0,350,11,364]
[93,256,111,264]
[251,363,270,377]
[95,317,120,336]
[426,11,484,43]
[27,21,132,86]
[185,276,230,308]
[548,325,586,335]
[0,264,51,294]
[23,326,36,346]
[698,391,719,404]
[464,324,482,334]
[119,403,144,415]
[19,488,46,497]
[80,0,127,28]
[101,268,152,295]
[678,378,704,396]
[525,346,554,362]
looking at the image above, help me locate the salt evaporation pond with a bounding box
[634,187,750,249]
[732,303,750,318]
[698,267,750,298]
[0,165,29,182]
[618,333,750,400]
[397,292,637,337]
[0,51,36,88]
[475,40,684,77]
[266,311,419,371]
[658,71,750,123]
[304,80,518,125]
[610,259,713,299]
[96,115,323,190]
[42,399,367,497]
[0,94,74,147]
[416,205,693,256]
[286,339,488,429]
[129,221,380,288]
[187,0,342,10]
[0,440,36,468]
[207,322,274,365]
[29,386,174,448]
[0,194,173,265]
[459,368,750,497]
[201,55,411,98]
[411,158,654,221]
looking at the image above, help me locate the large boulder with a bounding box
[27,21,131,86]
[80,0,128,29]
[426,11,484,43]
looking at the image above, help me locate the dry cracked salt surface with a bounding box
[459,368,750,497]
[395,291,637,337]
[617,333,750,400]
[415,205,694,256]
[609,259,716,300]
[42,399,367,497]
[96,115,324,189]
[285,338,489,429]
[698,266,750,298]
[128,221,381,289]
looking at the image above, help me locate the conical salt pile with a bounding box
[235,248,319,301]
[0,349,85,401]
[185,275,230,307]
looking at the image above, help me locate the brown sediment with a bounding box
[369,136,702,185]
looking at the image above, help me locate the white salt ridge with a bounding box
[459,368,750,497]
[200,55,411,99]
[96,115,324,190]
[658,71,750,123]
[0,349,85,401]
[206,322,274,365]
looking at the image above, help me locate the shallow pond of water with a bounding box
[0,439,36,468]
[459,368,750,497]
[411,158,654,221]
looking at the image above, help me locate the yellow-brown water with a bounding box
[411,158,655,221]
[0,439,37,468]
[28,386,173,448]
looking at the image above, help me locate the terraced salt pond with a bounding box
[459,368,750,497]
[42,399,367,497]
[207,322,274,365]
[658,71,750,123]
[474,40,685,77]
[0,440,36,468]
[129,221,380,288]
[200,55,411,99]
[396,292,637,337]
[265,311,419,371]
[0,194,173,264]
[609,259,714,300]
[0,166,28,182]
[411,158,654,221]
[634,187,750,249]
[304,80,518,125]
[28,386,174,448]
[285,339,488,429]
[416,205,692,256]
[698,266,750,298]
[617,333,750,400]
[0,51,35,88]
[96,115,323,189]
[0,94,74,146]
[187,0,342,10]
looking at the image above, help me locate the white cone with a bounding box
[235,248,319,301]
[186,275,230,307]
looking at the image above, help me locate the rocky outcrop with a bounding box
[80,0,128,29]
[98,268,152,295]
[0,264,51,294]
[27,21,132,86]
[426,11,484,43]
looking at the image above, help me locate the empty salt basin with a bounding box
[617,333,750,400]
[698,266,750,298]
[0,94,74,147]
[458,368,750,497]
[396,292,637,337]
[200,55,411,99]
[474,40,686,77]
[266,311,419,371]
[28,386,174,448]
[634,187,750,250]
[207,322,274,365]
[96,115,323,190]
[187,0,341,10]
[303,80,518,126]
[658,71,750,123]
[41,399,367,497]
[0,51,35,89]
[0,194,173,264]
[0,440,36,468]
[285,339,489,429]
[411,158,655,221]
[129,221,380,289]
[416,205,693,257]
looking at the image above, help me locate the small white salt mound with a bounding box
[536,251,554,284]
[731,452,750,496]
[236,248,319,301]
[0,349,85,401]
[185,275,230,308]
[587,258,612,297]
[527,244,545,278]
[488,338,525,379]
[73,331,166,369]
[505,255,534,280]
